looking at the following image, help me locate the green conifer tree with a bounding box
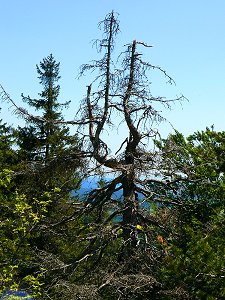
[17,54,75,162]
[15,54,82,193]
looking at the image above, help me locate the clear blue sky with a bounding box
[1,0,225,148]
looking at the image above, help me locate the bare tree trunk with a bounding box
[122,171,138,250]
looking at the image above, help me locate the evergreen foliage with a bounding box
[17,54,74,162]
[155,128,225,299]
[14,54,82,197]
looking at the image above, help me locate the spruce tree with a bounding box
[15,54,82,197]
[18,54,74,162]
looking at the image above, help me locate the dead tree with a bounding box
[77,11,184,264]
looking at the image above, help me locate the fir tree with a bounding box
[15,54,82,198]
[18,54,73,162]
